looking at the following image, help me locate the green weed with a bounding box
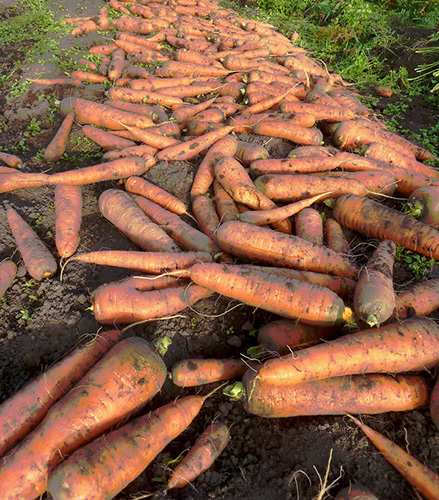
[395,247,436,279]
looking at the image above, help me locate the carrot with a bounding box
[92,283,213,324]
[328,89,372,117]
[334,485,379,500]
[252,121,323,146]
[107,86,183,107]
[82,124,137,151]
[0,329,122,459]
[364,142,439,180]
[242,371,431,418]
[59,97,155,130]
[89,44,118,55]
[235,140,268,165]
[171,358,249,387]
[393,278,439,320]
[132,195,220,253]
[240,87,303,116]
[44,112,75,162]
[349,415,439,500]
[214,180,240,223]
[48,157,153,185]
[171,97,217,123]
[99,189,181,252]
[184,120,224,137]
[0,172,51,194]
[69,70,107,83]
[0,337,166,500]
[116,32,164,52]
[230,112,315,133]
[46,392,212,500]
[155,61,230,78]
[236,192,331,226]
[252,317,439,387]
[217,220,359,279]
[0,152,22,169]
[107,47,126,81]
[288,145,335,158]
[187,263,353,327]
[167,422,230,489]
[156,125,234,161]
[279,101,358,122]
[353,240,396,328]
[333,194,439,260]
[116,14,170,34]
[254,174,368,203]
[102,144,158,161]
[7,207,57,281]
[295,208,324,246]
[257,318,338,355]
[187,108,225,124]
[406,186,439,228]
[69,250,212,273]
[249,156,342,176]
[115,122,181,149]
[192,194,221,243]
[54,184,82,259]
[324,218,351,255]
[104,100,158,122]
[175,48,223,68]
[0,260,17,300]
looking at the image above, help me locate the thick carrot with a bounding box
[155,61,230,78]
[116,14,170,34]
[44,112,75,162]
[288,145,335,158]
[0,337,166,500]
[253,317,439,387]
[333,194,439,260]
[0,330,122,459]
[171,358,249,387]
[349,415,439,500]
[214,180,240,223]
[252,121,323,146]
[279,101,358,122]
[7,207,57,281]
[393,278,439,320]
[167,422,230,489]
[334,485,379,500]
[48,157,153,185]
[354,240,396,327]
[242,372,431,418]
[249,156,342,176]
[82,125,137,151]
[46,393,211,500]
[187,263,353,327]
[92,283,213,324]
[235,140,268,165]
[0,152,22,169]
[0,172,51,194]
[257,318,338,355]
[407,186,439,228]
[107,86,183,107]
[156,125,234,161]
[217,220,359,278]
[324,218,351,255]
[184,120,223,137]
[54,184,82,259]
[0,260,17,299]
[69,250,212,273]
[104,99,158,122]
[190,134,238,199]
[295,208,323,246]
[59,97,155,130]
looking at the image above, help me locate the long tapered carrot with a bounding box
[108,86,183,107]
[0,172,51,194]
[0,260,17,299]
[7,207,57,281]
[82,125,137,151]
[54,184,82,259]
[46,393,212,500]
[249,156,342,176]
[171,358,250,387]
[252,317,439,387]
[44,112,75,161]
[155,60,231,78]
[0,337,166,500]
[349,415,439,500]
[252,121,323,146]
[333,194,439,260]
[216,220,359,279]
[0,330,123,459]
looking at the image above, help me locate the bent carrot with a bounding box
[0,152,22,169]
[216,220,359,279]
[354,240,396,327]
[242,372,431,418]
[167,422,230,489]
[333,194,439,260]
[46,393,211,500]
[99,189,181,252]
[171,358,249,387]
[0,260,17,299]
[55,184,82,259]
[349,415,439,500]
[253,317,439,387]
[44,112,75,162]
[7,207,57,281]
[0,330,122,459]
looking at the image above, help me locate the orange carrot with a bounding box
[171,97,217,124]
[295,207,324,246]
[0,260,17,299]
[252,121,323,146]
[116,14,170,34]
[333,194,439,260]
[104,99,158,122]
[0,172,51,194]
[279,101,358,121]
[230,112,315,133]
[214,180,241,223]
[70,70,107,83]
[0,329,122,459]
[250,156,342,176]
[7,207,57,281]
[184,120,223,137]
[406,186,439,228]
[54,184,82,259]
[242,372,431,418]
[69,250,212,273]
[99,189,181,252]
[0,337,166,500]
[186,262,353,327]
[349,415,439,500]
[167,422,230,489]
[252,317,439,387]
[324,218,351,255]
[48,157,153,185]
[288,145,336,158]
[334,485,379,500]
[44,112,75,162]
[216,220,359,279]
[102,144,158,161]
[82,125,137,151]
[235,140,268,165]
[107,47,126,81]
[192,194,221,243]
[329,89,372,117]
[171,358,249,387]
[393,278,439,320]
[155,61,230,78]
[108,86,183,107]
[46,393,211,500]
[0,152,22,169]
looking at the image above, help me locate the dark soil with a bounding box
[1,1,439,500]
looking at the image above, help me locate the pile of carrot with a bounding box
[2,0,439,497]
